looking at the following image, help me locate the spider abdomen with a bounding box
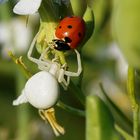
[25,71,59,109]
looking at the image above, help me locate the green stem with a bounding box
[127,66,139,140]
[16,70,30,140]
[68,81,85,106]
[54,50,66,65]
[115,124,133,140]
[133,105,139,140]
[8,51,32,79]
[57,101,85,117]
[0,3,11,21]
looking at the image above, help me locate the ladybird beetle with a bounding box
[53,16,86,51]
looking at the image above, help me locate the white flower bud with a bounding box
[13,0,42,15]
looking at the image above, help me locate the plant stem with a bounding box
[57,101,85,117]
[54,50,66,65]
[133,104,139,140]
[127,66,139,140]
[16,71,30,140]
[115,124,133,140]
[0,3,11,21]
[68,81,85,106]
[8,51,32,79]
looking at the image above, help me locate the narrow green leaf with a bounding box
[127,66,140,140]
[16,70,30,140]
[83,6,95,44]
[115,124,133,140]
[112,0,140,69]
[100,83,133,136]
[86,95,121,140]
[70,0,87,17]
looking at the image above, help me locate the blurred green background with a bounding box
[0,0,137,140]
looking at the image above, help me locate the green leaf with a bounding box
[78,6,94,50]
[70,0,87,17]
[83,6,95,44]
[99,84,133,136]
[112,0,140,69]
[115,125,133,140]
[86,95,121,140]
[92,0,108,33]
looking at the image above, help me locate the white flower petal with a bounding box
[0,18,32,58]
[11,19,32,53]
[0,23,10,43]
[13,0,42,15]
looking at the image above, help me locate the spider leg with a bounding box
[39,46,51,61]
[64,49,82,77]
[13,90,28,106]
[27,32,52,70]
[58,68,70,90]
[61,76,70,90]
[52,54,59,63]
[38,47,53,71]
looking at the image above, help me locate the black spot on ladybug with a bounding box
[59,26,62,29]
[78,32,82,37]
[64,37,72,43]
[67,25,72,29]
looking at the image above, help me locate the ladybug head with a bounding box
[52,37,72,51]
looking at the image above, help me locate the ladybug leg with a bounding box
[64,49,82,77]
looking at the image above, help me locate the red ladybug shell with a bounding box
[55,16,86,49]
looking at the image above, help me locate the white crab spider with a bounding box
[13,32,82,109]
[13,31,82,136]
